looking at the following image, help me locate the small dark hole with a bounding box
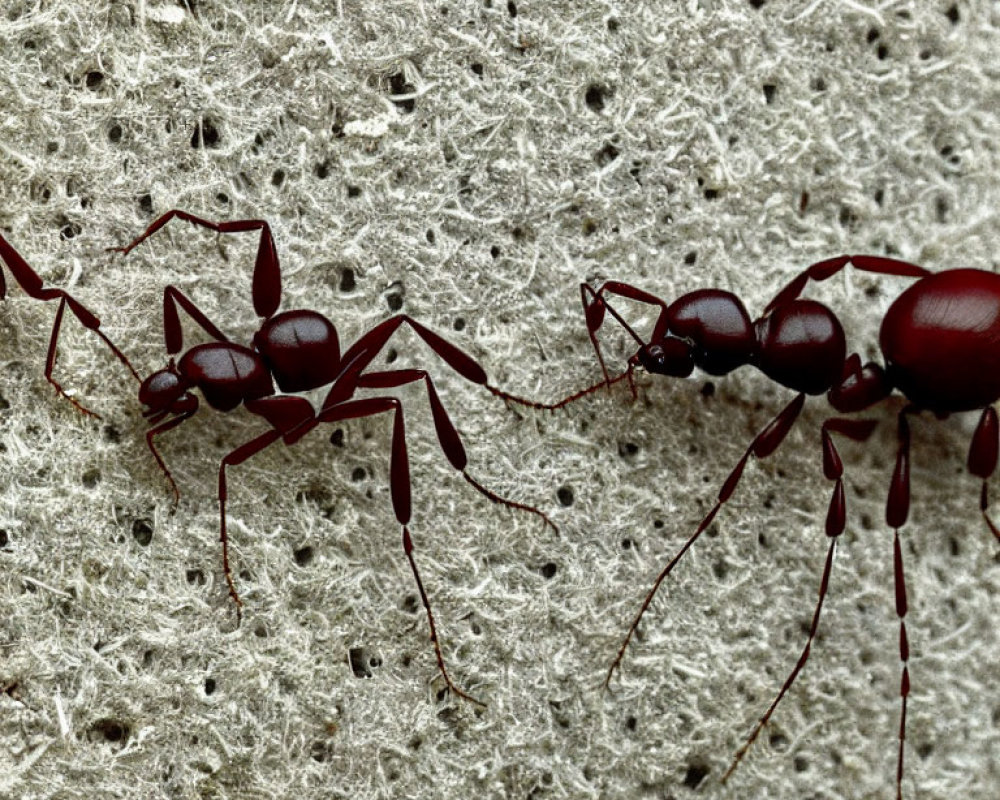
[349,647,375,678]
[271,169,285,187]
[793,756,808,772]
[388,73,416,113]
[584,84,608,112]
[683,251,697,265]
[346,185,361,198]
[131,519,154,547]
[339,268,356,292]
[595,142,620,166]
[700,381,715,397]
[703,188,719,200]
[90,718,129,744]
[385,286,404,312]
[60,222,82,240]
[216,192,230,205]
[582,218,598,236]
[762,84,776,104]
[557,486,574,506]
[916,742,933,759]
[945,4,959,24]
[470,62,484,76]
[107,123,122,143]
[294,545,314,567]
[621,537,632,549]
[186,569,206,586]
[425,228,435,244]
[330,429,345,447]
[190,120,221,149]
[539,562,557,579]
[82,468,101,488]
[876,44,889,60]
[769,732,788,750]
[683,763,709,789]
[617,441,639,460]
[866,28,880,43]
[385,348,398,364]
[315,160,330,179]
[606,17,619,31]
[350,467,366,482]
[625,715,637,731]
[748,0,766,8]
[204,678,216,695]
[402,594,419,614]
[507,0,517,17]
[490,245,501,258]
[0,530,9,547]
[85,71,104,89]
[453,317,465,331]
[138,193,153,214]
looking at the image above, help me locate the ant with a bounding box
[108,210,555,706]
[0,232,139,416]
[496,255,1000,798]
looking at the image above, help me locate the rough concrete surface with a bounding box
[1,1,998,799]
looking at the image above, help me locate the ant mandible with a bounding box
[497,255,999,798]
[0,232,139,416]
[109,210,555,706]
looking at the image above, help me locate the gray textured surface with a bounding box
[1,1,999,798]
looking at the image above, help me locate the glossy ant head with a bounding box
[634,338,695,377]
[139,361,198,422]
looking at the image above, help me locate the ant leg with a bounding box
[766,255,930,314]
[217,427,285,620]
[109,211,280,318]
[315,396,484,706]
[606,392,806,686]
[722,416,877,781]
[967,406,1000,543]
[887,409,915,800]
[161,286,231,354]
[0,234,141,411]
[146,408,197,508]
[356,369,557,532]
[489,279,666,411]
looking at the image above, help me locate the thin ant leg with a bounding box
[356,369,557,532]
[580,282,668,397]
[722,417,877,781]
[217,427,285,618]
[311,395,484,706]
[967,406,1000,543]
[486,367,635,412]
[146,407,197,508]
[606,392,806,687]
[490,278,667,411]
[887,409,915,800]
[162,286,231,353]
[0,233,141,414]
[108,211,281,317]
[765,255,931,314]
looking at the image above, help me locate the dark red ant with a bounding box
[0,232,139,415]
[108,210,555,706]
[497,255,1000,798]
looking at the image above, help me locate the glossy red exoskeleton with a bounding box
[110,210,555,705]
[500,255,999,798]
[0,232,138,415]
